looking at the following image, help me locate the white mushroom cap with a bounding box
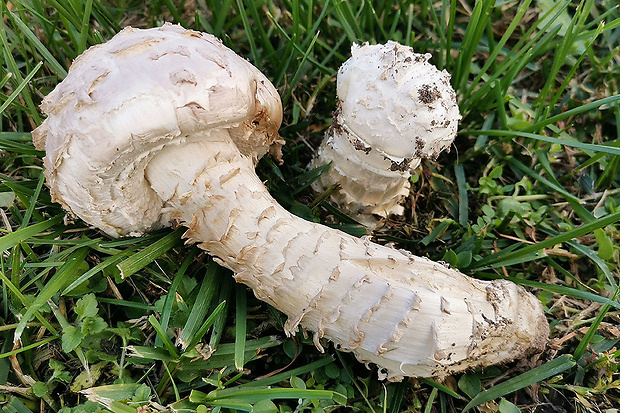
[32,24,283,237]
[309,41,462,223]
[335,41,461,172]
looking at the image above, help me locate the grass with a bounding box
[1,0,620,411]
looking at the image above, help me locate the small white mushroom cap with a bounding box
[33,24,283,237]
[310,41,461,223]
[336,41,461,171]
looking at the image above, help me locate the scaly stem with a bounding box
[311,112,419,223]
[145,130,548,380]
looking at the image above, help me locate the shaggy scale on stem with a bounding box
[32,24,548,380]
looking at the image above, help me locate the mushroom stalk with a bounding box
[145,130,546,380]
[33,25,548,381]
[311,42,461,225]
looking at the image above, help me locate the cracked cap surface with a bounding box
[33,24,283,237]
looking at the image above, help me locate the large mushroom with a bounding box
[33,24,548,380]
[310,42,461,225]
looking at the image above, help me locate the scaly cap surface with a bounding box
[32,24,282,237]
[336,41,461,171]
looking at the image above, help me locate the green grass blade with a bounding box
[126,345,174,362]
[148,314,179,359]
[90,0,120,35]
[208,0,234,37]
[424,387,438,413]
[476,274,620,312]
[0,132,43,156]
[566,240,616,289]
[0,397,35,413]
[6,11,67,77]
[234,284,247,371]
[453,0,494,91]
[107,401,139,413]
[419,378,463,399]
[237,357,334,388]
[63,243,142,294]
[525,95,620,133]
[387,380,409,413]
[504,156,587,205]
[266,12,334,76]
[533,149,595,221]
[19,171,45,229]
[548,22,605,110]
[14,247,89,343]
[184,300,226,353]
[117,229,183,278]
[281,30,320,107]
[178,260,219,349]
[0,270,59,336]
[470,210,620,269]
[462,355,576,411]
[332,0,362,43]
[242,0,277,64]
[209,274,232,349]
[192,399,253,411]
[234,0,260,69]
[0,17,41,125]
[97,298,155,310]
[0,335,58,360]
[161,0,186,26]
[468,129,620,156]
[199,336,281,357]
[0,61,42,115]
[460,2,567,112]
[503,154,598,226]
[192,387,339,402]
[80,383,142,405]
[454,163,468,227]
[77,0,94,54]
[572,292,616,362]
[0,215,63,254]
[464,0,534,96]
[156,247,198,347]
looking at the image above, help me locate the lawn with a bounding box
[1,0,620,412]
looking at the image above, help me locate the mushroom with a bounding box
[310,41,461,225]
[33,24,548,380]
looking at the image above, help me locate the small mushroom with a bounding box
[310,41,461,225]
[33,25,548,380]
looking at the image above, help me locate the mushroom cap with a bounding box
[32,24,283,237]
[336,41,461,170]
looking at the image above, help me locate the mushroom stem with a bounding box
[145,129,547,380]
[311,118,420,221]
